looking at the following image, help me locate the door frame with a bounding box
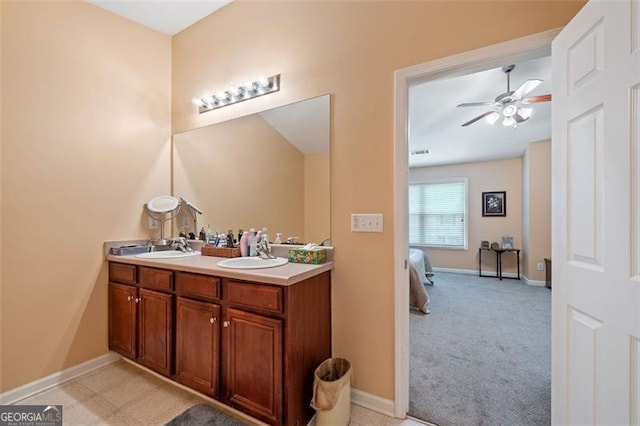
[392,28,561,417]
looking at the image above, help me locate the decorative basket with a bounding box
[201,246,241,258]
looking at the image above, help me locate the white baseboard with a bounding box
[351,387,395,417]
[0,352,121,405]
[432,267,477,275]
[432,267,520,279]
[521,275,547,287]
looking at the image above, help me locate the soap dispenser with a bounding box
[274,233,282,244]
[240,231,249,256]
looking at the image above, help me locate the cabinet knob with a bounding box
[135,297,140,303]
[127,296,132,301]
[223,321,229,328]
[210,317,216,324]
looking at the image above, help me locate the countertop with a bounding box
[106,253,333,286]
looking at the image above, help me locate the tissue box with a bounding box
[288,248,327,264]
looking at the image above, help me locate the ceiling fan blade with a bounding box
[511,79,542,100]
[456,102,494,108]
[522,94,552,104]
[461,110,496,127]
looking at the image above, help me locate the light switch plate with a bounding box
[351,214,383,232]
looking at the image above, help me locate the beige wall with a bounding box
[522,141,552,282]
[304,152,330,244]
[173,114,305,240]
[172,1,583,400]
[0,2,171,391]
[410,158,523,274]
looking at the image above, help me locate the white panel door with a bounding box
[552,0,640,424]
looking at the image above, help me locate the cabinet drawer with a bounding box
[225,281,283,313]
[109,262,137,285]
[139,267,173,291]
[176,272,220,300]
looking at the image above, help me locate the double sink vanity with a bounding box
[106,249,332,426]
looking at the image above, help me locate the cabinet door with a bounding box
[175,297,220,397]
[108,282,137,359]
[138,288,173,376]
[223,308,282,425]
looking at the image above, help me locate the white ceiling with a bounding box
[85,0,231,35]
[409,55,551,168]
[260,95,330,155]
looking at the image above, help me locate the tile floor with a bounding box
[15,360,429,425]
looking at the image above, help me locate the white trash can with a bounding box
[311,358,352,426]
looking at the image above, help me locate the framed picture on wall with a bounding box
[482,191,506,217]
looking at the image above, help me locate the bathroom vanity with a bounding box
[107,254,332,426]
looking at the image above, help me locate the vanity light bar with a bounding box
[192,74,281,114]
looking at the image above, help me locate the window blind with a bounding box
[409,180,467,248]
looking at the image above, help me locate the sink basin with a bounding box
[217,257,288,269]
[135,250,201,259]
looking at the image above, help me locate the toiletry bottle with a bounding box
[199,227,206,241]
[179,227,186,238]
[249,228,257,256]
[237,229,243,246]
[205,225,212,245]
[240,231,249,256]
[219,233,227,248]
[274,233,282,244]
[227,229,234,248]
[256,229,263,245]
[262,227,269,244]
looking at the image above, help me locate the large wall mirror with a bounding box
[172,94,330,244]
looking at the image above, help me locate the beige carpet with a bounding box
[409,272,551,426]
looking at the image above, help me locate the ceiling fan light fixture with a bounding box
[486,111,500,125]
[503,104,518,118]
[518,107,533,120]
[502,116,516,127]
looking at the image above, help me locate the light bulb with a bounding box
[486,111,500,125]
[503,116,516,127]
[214,91,229,102]
[242,82,255,92]
[256,77,270,88]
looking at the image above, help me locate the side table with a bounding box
[478,247,521,280]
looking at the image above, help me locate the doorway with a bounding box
[392,28,560,419]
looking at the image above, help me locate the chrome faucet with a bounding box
[256,238,276,259]
[173,237,193,253]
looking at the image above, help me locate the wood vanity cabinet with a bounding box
[108,261,331,426]
[108,263,174,377]
[108,282,137,359]
[223,307,283,424]
[175,272,221,398]
[137,288,173,376]
[222,273,331,426]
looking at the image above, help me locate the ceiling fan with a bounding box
[457,64,551,128]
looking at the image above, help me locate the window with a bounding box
[409,179,467,249]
